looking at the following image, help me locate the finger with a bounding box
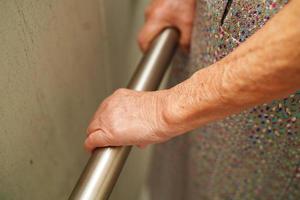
[138,21,169,52]
[86,118,101,136]
[84,130,112,152]
[86,103,109,136]
[178,23,193,52]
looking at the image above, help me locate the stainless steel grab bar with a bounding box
[69,28,179,200]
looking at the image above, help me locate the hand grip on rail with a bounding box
[69,28,180,200]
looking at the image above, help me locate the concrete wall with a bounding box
[0,0,150,199]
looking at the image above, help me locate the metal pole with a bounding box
[69,28,179,200]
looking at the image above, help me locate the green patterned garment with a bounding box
[148,0,299,199]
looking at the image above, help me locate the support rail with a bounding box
[69,28,179,200]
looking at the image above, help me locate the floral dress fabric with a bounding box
[147,0,300,199]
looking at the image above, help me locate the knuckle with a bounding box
[153,9,167,20]
[100,99,109,109]
[118,88,128,94]
[145,6,164,19]
[144,7,151,19]
[114,88,127,95]
[146,8,166,21]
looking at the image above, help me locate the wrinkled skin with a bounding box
[85,89,177,150]
[85,0,196,151]
[85,0,300,151]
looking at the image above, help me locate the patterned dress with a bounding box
[148,0,300,199]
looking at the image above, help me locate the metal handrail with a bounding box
[69,28,179,200]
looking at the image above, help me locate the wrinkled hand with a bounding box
[138,0,195,52]
[85,89,175,151]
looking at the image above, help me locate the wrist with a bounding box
[153,88,189,137]
[163,64,234,134]
[161,83,197,135]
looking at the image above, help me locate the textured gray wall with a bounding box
[0,0,150,199]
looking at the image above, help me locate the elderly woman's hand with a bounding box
[138,0,195,52]
[85,89,179,151]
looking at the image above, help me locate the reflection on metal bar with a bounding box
[69,28,179,200]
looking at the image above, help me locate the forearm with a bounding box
[164,0,300,134]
